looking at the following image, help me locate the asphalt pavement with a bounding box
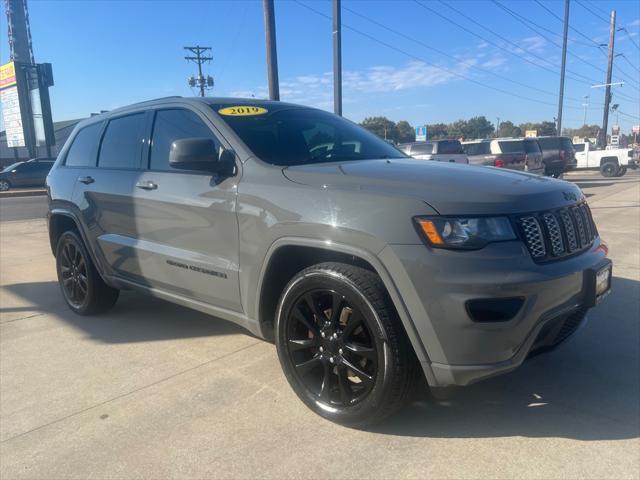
[0,195,48,222]
[0,170,638,479]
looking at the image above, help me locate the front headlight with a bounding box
[414,216,516,249]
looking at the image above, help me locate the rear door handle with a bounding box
[136,180,157,190]
[78,176,94,185]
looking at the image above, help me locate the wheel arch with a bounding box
[255,237,437,385]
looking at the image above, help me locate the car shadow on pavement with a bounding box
[1,281,249,343]
[371,275,640,441]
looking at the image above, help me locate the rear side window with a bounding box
[149,109,220,171]
[463,142,490,155]
[560,137,574,151]
[98,113,146,169]
[523,140,541,153]
[436,140,464,154]
[65,123,102,167]
[498,141,525,153]
[411,143,434,155]
[536,137,558,149]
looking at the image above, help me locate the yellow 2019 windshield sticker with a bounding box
[218,106,268,116]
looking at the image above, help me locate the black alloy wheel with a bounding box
[276,262,417,427]
[59,237,89,309]
[286,289,377,407]
[55,230,119,314]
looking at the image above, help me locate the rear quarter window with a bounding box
[436,140,464,154]
[463,142,490,155]
[498,141,525,153]
[410,143,434,155]
[523,140,541,153]
[64,123,103,167]
[536,137,558,149]
[560,137,574,151]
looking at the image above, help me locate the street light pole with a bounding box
[332,0,342,116]
[600,10,616,147]
[263,0,280,101]
[556,0,570,136]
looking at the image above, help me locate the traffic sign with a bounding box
[416,126,427,142]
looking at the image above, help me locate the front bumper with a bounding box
[380,240,610,387]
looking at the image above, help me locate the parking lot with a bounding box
[1,170,638,479]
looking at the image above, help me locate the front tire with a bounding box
[275,262,416,427]
[0,179,10,191]
[600,161,618,177]
[615,166,627,177]
[56,231,119,315]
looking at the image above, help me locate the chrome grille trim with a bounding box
[518,203,597,262]
[542,213,564,256]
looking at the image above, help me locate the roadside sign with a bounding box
[633,125,639,134]
[0,61,25,148]
[525,130,537,138]
[610,135,619,146]
[415,126,427,142]
[612,125,620,135]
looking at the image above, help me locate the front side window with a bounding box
[149,109,221,170]
[65,123,102,167]
[498,141,525,153]
[463,142,490,156]
[98,113,146,169]
[212,105,405,166]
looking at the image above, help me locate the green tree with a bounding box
[497,120,521,138]
[562,124,600,139]
[425,123,448,140]
[359,117,397,141]
[465,116,495,140]
[519,121,557,136]
[396,120,415,143]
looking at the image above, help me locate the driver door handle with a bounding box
[78,176,94,185]
[136,180,157,190]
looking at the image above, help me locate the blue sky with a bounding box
[1,0,639,133]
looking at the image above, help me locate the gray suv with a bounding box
[46,97,612,426]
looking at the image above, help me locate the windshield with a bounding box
[212,106,406,166]
[2,162,23,173]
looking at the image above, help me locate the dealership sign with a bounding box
[415,125,427,141]
[0,61,26,148]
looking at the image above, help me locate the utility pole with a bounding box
[601,10,616,147]
[556,0,570,136]
[582,95,589,126]
[184,46,213,97]
[333,0,342,116]
[496,117,500,137]
[263,0,280,100]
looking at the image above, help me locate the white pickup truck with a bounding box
[573,142,637,177]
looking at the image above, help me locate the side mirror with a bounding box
[169,138,219,171]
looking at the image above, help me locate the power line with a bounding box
[618,53,640,75]
[293,0,589,112]
[417,0,599,87]
[618,27,640,52]
[491,0,608,76]
[341,3,586,104]
[575,0,609,24]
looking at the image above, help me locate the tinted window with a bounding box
[523,140,541,153]
[560,137,574,151]
[2,162,23,172]
[150,109,220,170]
[463,142,490,156]
[65,123,102,167]
[498,141,526,153]
[436,140,464,154]
[212,105,405,166]
[411,143,434,155]
[98,113,145,169]
[536,137,558,149]
[573,143,585,152]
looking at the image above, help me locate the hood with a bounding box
[283,158,584,215]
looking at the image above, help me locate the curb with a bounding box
[0,189,47,199]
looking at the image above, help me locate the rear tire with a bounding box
[600,161,618,177]
[615,166,627,177]
[275,262,417,427]
[56,231,119,315]
[0,180,10,191]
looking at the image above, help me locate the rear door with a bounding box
[71,112,147,278]
[130,107,242,311]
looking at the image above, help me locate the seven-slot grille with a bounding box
[518,203,597,262]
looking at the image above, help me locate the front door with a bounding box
[130,108,242,312]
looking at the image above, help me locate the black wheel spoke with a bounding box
[342,358,373,386]
[293,308,320,337]
[330,294,345,324]
[343,310,363,337]
[344,342,376,361]
[288,338,317,352]
[294,355,322,377]
[337,365,352,405]
[77,280,87,294]
[319,362,332,401]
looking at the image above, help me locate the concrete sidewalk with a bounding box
[1,177,638,479]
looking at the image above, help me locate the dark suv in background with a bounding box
[0,157,55,191]
[462,138,544,174]
[537,136,576,177]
